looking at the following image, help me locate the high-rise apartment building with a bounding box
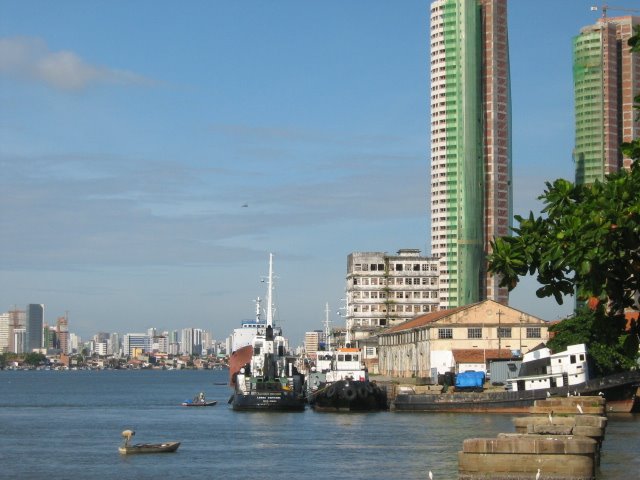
[123,333,151,356]
[25,304,44,352]
[56,316,70,354]
[304,330,325,359]
[573,15,640,185]
[0,312,9,353]
[7,309,24,353]
[429,0,511,309]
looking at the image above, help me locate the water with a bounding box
[0,370,638,480]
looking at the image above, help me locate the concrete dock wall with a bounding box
[458,396,607,480]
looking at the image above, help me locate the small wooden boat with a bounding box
[118,442,180,454]
[181,392,217,406]
[118,430,180,455]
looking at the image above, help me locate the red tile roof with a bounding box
[383,303,480,334]
[452,349,515,363]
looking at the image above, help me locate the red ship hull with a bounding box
[228,345,253,386]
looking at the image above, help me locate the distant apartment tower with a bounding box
[304,330,324,358]
[13,328,26,354]
[429,0,511,309]
[346,250,440,333]
[573,15,640,185]
[56,316,70,354]
[123,333,151,356]
[25,304,44,352]
[0,312,9,353]
[181,328,204,355]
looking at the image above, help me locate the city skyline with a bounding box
[2,1,639,345]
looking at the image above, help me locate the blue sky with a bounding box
[1,0,638,345]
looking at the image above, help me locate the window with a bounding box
[498,327,512,338]
[467,328,482,339]
[526,327,541,339]
[438,328,452,339]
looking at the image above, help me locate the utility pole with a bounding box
[496,310,504,358]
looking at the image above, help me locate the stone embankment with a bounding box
[458,396,607,480]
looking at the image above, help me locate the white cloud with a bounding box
[0,36,153,90]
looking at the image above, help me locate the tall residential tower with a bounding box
[25,304,44,352]
[429,0,511,309]
[573,14,640,185]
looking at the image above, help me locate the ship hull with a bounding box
[232,391,305,411]
[228,345,253,386]
[392,370,640,413]
[309,379,388,412]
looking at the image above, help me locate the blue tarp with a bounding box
[455,371,485,388]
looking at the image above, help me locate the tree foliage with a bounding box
[488,160,640,314]
[488,26,640,373]
[23,352,47,366]
[547,306,638,376]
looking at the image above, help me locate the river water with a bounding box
[0,369,637,479]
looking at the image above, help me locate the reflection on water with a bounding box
[0,370,637,479]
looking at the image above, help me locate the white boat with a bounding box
[506,343,589,392]
[306,305,387,411]
[231,254,306,411]
[228,297,283,386]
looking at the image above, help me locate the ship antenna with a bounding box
[337,295,351,347]
[266,253,274,328]
[255,297,262,322]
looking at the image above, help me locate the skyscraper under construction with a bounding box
[429,0,511,309]
[573,13,640,185]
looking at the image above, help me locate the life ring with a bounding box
[344,386,357,401]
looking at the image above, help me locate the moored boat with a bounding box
[228,297,282,387]
[231,254,306,412]
[392,343,640,413]
[118,430,180,454]
[306,305,387,411]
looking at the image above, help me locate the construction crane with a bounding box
[591,3,640,20]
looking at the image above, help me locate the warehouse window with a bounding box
[438,328,453,339]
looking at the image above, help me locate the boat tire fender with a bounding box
[344,386,357,401]
[326,385,336,398]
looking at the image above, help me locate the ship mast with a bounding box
[324,302,332,350]
[266,253,274,328]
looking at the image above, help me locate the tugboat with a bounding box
[231,254,306,412]
[306,304,387,411]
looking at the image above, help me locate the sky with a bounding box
[1,0,638,346]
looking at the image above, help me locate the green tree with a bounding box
[23,352,47,366]
[488,26,640,373]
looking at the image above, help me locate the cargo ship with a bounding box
[230,254,306,412]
